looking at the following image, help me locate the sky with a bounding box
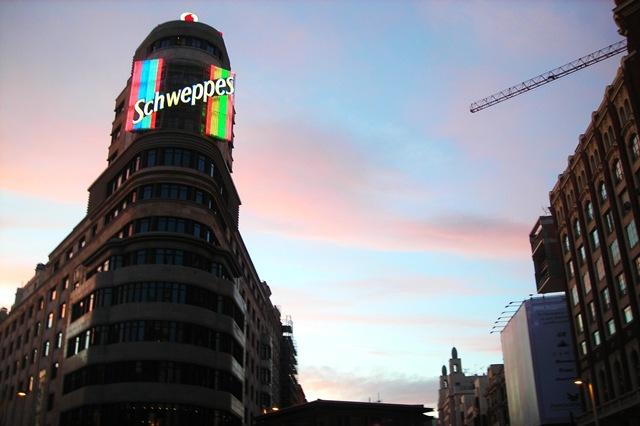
[0,0,623,410]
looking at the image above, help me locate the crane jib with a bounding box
[470,40,628,113]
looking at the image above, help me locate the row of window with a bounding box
[71,281,244,328]
[1,334,63,382]
[104,183,226,233]
[66,320,244,365]
[150,35,224,59]
[575,303,634,356]
[63,360,242,400]
[565,221,638,285]
[1,274,74,340]
[114,216,219,246]
[106,148,226,204]
[558,131,638,225]
[1,303,66,362]
[566,210,635,254]
[87,248,233,281]
[60,402,241,426]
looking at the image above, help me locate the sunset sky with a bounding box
[0,0,623,408]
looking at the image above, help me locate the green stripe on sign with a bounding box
[217,95,228,138]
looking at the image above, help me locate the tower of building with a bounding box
[436,347,488,426]
[0,16,294,426]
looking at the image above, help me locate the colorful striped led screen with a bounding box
[205,65,235,142]
[125,59,164,131]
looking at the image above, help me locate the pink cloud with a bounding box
[0,120,105,203]
[234,120,531,258]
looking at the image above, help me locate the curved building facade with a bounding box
[0,17,288,426]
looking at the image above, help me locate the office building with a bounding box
[0,16,296,426]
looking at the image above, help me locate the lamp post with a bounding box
[574,379,599,426]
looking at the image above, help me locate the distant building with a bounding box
[255,399,434,426]
[463,376,487,426]
[501,295,580,426]
[437,347,488,426]
[484,364,509,426]
[279,316,306,408]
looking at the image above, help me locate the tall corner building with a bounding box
[0,16,299,426]
[528,2,640,424]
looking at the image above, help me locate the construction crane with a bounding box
[470,39,628,113]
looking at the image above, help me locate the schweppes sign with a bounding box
[125,58,235,142]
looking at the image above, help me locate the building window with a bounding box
[56,332,63,349]
[585,202,594,222]
[51,362,59,379]
[582,272,592,294]
[596,257,606,281]
[613,160,624,183]
[43,341,50,357]
[574,219,582,237]
[571,286,579,306]
[59,303,66,319]
[601,288,611,311]
[593,330,602,346]
[607,319,616,336]
[610,239,621,265]
[617,273,628,296]
[635,257,640,279]
[49,287,57,301]
[623,306,634,324]
[604,211,615,234]
[46,313,54,329]
[626,221,639,248]
[590,229,600,250]
[28,376,34,392]
[563,234,570,253]
[588,302,597,323]
[599,182,608,202]
[580,340,588,356]
[630,134,639,159]
[567,260,575,279]
[576,313,584,334]
[620,190,631,214]
[578,246,587,265]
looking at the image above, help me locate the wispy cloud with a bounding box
[235,120,531,258]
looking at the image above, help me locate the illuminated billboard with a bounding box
[125,59,235,142]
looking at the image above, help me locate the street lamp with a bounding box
[16,391,27,398]
[574,378,599,426]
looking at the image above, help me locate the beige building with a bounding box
[437,347,488,426]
